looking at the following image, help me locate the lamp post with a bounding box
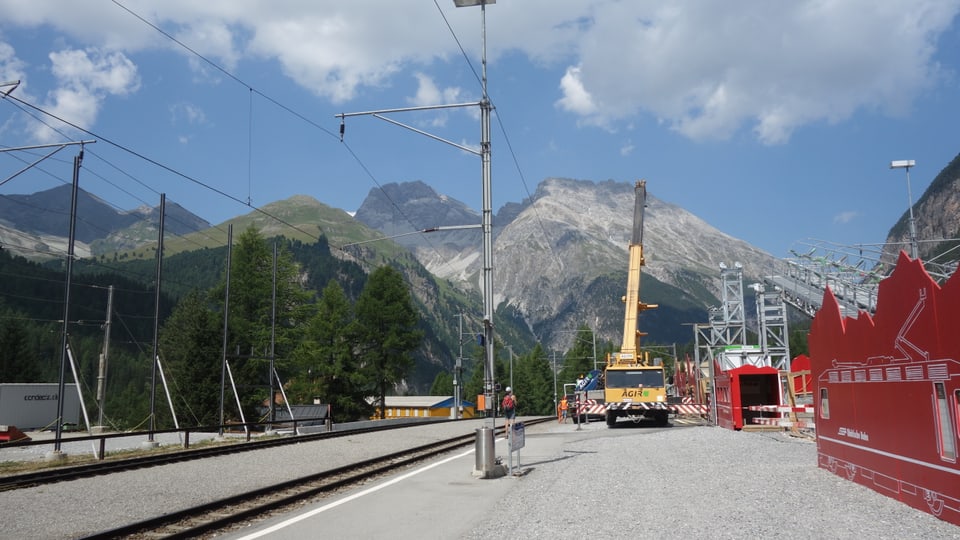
[590,317,600,369]
[453,0,496,428]
[453,0,500,477]
[335,0,497,474]
[890,159,918,259]
[552,351,557,411]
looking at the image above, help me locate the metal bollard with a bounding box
[474,426,495,473]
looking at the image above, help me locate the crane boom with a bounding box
[599,179,670,428]
[617,180,658,364]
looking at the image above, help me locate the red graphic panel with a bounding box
[809,252,960,526]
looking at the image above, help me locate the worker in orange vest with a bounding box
[558,396,568,424]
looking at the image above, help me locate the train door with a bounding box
[933,382,957,462]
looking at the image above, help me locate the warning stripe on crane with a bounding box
[746,405,815,414]
[574,401,708,415]
[604,402,670,411]
[574,400,607,416]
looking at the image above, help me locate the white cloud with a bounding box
[406,72,465,127]
[556,1,960,144]
[28,48,140,142]
[619,140,634,157]
[49,49,139,95]
[833,211,859,225]
[409,72,462,106]
[0,41,26,84]
[169,102,206,145]
[2,0,957,144]
[174,19,240,72]
[170,102,207,125]
[556,65,597,117]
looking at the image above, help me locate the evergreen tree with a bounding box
[158,290,223,426]
[519,344,555,415]
[211,227,313,419]
[102,348,151,429]
[354,265,424,419]
[559,324,598,388]
[464,355,485,411]
[290,280,372,422]
[0,312,41,382]
[429,371,453,396]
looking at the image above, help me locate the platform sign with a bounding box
[510,422,525,451]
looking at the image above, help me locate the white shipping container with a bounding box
[0,383,81,430]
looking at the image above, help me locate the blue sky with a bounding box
[1,1,959,258]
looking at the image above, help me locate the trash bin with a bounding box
[475,426,495,473]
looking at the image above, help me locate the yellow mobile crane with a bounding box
[603,180,669,427]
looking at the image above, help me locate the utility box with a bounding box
[0,383,81,430]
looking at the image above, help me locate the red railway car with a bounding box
[714,364,781,430]
[809,252,960,526]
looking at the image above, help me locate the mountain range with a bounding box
[0,178,779,351]
[0,186,209,260]
[2,157,958,357]
[355,178,780,348]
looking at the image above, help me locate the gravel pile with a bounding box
[465,425,959,538]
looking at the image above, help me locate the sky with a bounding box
[1,0,959,258]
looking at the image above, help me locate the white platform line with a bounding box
[235,447,476,539]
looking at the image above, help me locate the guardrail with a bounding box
[0,416,332,459]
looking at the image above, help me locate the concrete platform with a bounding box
[225,420,594,539]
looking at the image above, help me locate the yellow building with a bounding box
[372,396,476,419]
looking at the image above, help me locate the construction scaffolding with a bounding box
[695,262,794,424]
[694,262,746,423]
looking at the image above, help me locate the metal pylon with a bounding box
[717,263,746,346]
[754,284,790,370]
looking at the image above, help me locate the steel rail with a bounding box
[80,417,550,539]
[0,419,454,491]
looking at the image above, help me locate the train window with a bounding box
[934,383,956,461]
[819,388,829,419]
[956,390,960,436]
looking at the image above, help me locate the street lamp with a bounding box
[453,0,500,477]
[890,159,918,259]
[453,0,495,428]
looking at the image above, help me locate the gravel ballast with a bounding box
[3,421,959,538]
[465,424,959,539]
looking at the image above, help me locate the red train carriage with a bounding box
[810,252,960,526]
[714,364,781,430]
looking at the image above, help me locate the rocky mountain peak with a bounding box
[355,176,782,347]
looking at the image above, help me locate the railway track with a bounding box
[0,419,455,491]
[78,417,550,539]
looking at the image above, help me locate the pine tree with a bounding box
[211,227,313,419]
[429,371,454,396]
[559,324,598,387]
[290,280,372,422]
[158,290,223,426]
[353,266,424,419]
[0,313,41,382]
[518,343,555,415]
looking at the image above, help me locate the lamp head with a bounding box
[890,159,915,169]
